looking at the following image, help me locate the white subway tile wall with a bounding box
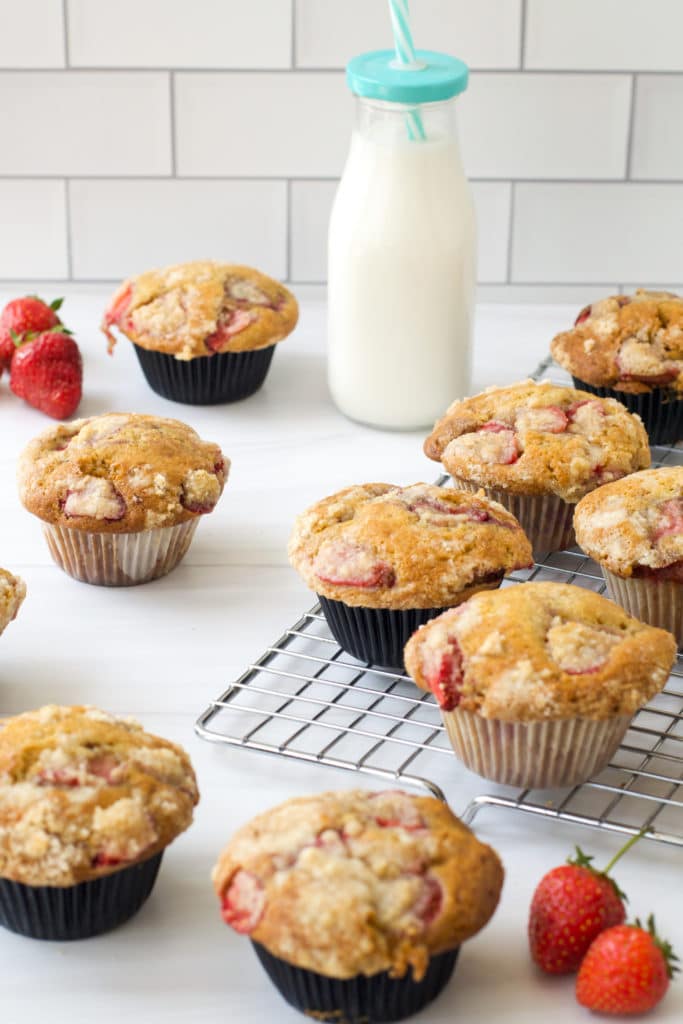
[0,0,679,299]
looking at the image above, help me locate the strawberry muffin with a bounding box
[404,582,675,789]
[288,482,533,670]
[424,380,650,557]
[212,789,503,1022]
[0,569,26,638]
[575,467,683,645]
[102,261,299,404]
[551,290,683,444]
[17,412,228,586]
[0,704,198,940]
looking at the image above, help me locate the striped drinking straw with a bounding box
[388,0,426,140]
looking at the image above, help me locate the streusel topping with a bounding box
[404,582,675,721]
[17,413,228,533]
[0,705,198,887]
[102,261,298,359]
[212,790,503,981]
[574,467,683,579]
[424,380,650,502]
[288,482,533,609]
[0,569,26,636]
[551,290,683,394]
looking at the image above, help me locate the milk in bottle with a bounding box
[328,50,475,430]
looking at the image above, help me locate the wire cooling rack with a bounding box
[196,359,683,848]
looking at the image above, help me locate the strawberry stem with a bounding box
[603,827,649,875]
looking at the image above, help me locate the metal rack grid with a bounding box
[196,359,683,848]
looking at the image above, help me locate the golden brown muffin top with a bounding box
[17,412,228,533]
[101,260,299,360]
[574,467,683,579]
[0,705,198,887]
[288,482,533,610]
[550,290,683,394]
[424,380,650,502]
[0,569,26,637]
[212,789,503,981]
[404,582,675,722]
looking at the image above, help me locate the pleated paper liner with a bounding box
[602,569,683,648]
[440,708,632,789]
[571,376,683,446]
[42,519,198,587]
[317,599,451,672]
[134,343,276,405]
[0,852,163,941]
[252,942,459,1024]
[452,478,575,558]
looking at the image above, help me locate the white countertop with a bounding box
[1,293,681,1024]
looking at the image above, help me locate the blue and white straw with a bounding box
[388,0,426,140]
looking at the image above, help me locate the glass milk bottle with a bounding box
[328,50,475,430]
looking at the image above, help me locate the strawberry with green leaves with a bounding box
[576,915,678,1015]
[10,329,82,420]
[0,295,63,374]
[528,833,646,975]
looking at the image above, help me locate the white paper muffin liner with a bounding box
[42,520,199,587]
[602,569,683,648]
[441,707,632,789]
[451,479,575,557]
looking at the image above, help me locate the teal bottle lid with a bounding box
[346,49,468,105]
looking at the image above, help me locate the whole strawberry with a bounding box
[576,915,678,1015]
[0,295,62,374]
[529,843,630,974]
[10,330,82,419]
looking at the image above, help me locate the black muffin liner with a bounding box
[318,599,451,672]
[252,942,458,1023]
[134,343,275,405]
[0,852,163,941]
[571,376,683,446]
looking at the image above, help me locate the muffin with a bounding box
[424,379,650,557]
[0,704,198,940]
[404,582,675,789]
[17,412,228,586]
[101,260,299,404]
[575,467,683,646]
[0,569,26,637]
[550,290,683,444]
[288,482,533,671]
[212,789,503,1023]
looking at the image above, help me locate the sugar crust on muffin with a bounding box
[551,290,683,394]
[102,261,299,360]
[17,412,228,533]
[574,467,683,579]
[404,582,675,720]
[0,569,26,636]
[424,380,650,502]
[288,482,533,610]
[0,705,198,887]
[212,789,503,981]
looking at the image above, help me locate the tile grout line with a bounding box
[169,71,177,176]
[2,175,683,185]
[291,0,297,69]
[4,66,682,75]
[63,179,73,279]
[625,73,638,179]
[286,179,293,281]
[62,0,70,67]
[519,0,527,70]
[506,182,516,283]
